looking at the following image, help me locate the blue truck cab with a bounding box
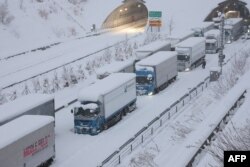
[136,67,155,95]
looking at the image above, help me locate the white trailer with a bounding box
[135,51,178,95]
[0,94,54,126]
[191,21,214,37]
[224,18,243,43]
[175,37,206,71]
[72,73,136,135]
[96,59,134,79]
[135,40,171,60]
[204,29,221,54]
[0,115,55,167]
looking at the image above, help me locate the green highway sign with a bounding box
[149,11,162,18]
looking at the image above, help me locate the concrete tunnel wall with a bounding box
[102,1,148,29]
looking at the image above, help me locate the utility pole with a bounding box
[218,13,225,74]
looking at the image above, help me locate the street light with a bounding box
[218,12,225,74]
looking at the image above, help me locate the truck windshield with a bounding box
[177,54,190,61]
[206,43,215,49]
[75,104,99,117]
[136,76,153,85]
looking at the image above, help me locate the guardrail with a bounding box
[98,76,210,167]
[185,89,246,167]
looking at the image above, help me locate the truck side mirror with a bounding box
[71,109,74,114]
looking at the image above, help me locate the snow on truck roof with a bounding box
[96,59,134,75]
[0,115,54,149]
[136,51,177,66]
[136,40,171,52]
[78,73,135,102]
[225,18,242,25]
[204,29,220,36]
[0,94,53,124]
[176,37,205,48]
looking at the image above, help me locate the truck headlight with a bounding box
[185,68,190,72]
[148,92,153,96]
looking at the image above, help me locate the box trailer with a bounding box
[204,29,221,54]
[135,40,171,60]
[224,18,243,43]
[96,59,134,79]
[71,73,136,135]
[0,94,54,126]
[135,51,178,95]
[175,37,206,71]
[0,115,55,167]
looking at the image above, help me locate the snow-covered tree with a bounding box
[69,67,78,84]
[62,66,70,87]
[42,78,50,94]
[103,48,112,64]
[85,61,94,75]
[0,2,14,25]
[51,72,60,92]
[77,64,86,80]
[22,83,31,95]
[32,78,42,93]
[0,88,7,105]
[9,90,17,101]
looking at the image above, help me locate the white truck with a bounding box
[135,51,178,95]
[0,115,55,167]
[204,29,221,54]
[96,59,134,79]
[175,37,206,71]
[71,73,137,135]
[191,21,214,37]
[0,94,54,126]
[224,18,243,43]
[135,40,171,60]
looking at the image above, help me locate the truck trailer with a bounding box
[224,18,243,43]
[0,94,54,126]
[204,29,221,54]
[71,73,137,135]
[96,59,134,79]
[135,40,171,60]
[175,37,206,71]
[0,115,55,167]
[135,51,178,95]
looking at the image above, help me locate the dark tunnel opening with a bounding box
[102,1,148,29]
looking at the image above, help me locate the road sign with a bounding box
[149,20,162,27]
[149,11,162,18]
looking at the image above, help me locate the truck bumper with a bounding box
[74,126,90,134]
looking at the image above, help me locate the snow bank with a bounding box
[163,70,250,167]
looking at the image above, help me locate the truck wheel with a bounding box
[103,124,108,130]
[90,128,98,135]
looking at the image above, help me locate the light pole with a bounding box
[218,12,225,74]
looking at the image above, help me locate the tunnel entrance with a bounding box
[204,0,250,25]
[102,0,148,29]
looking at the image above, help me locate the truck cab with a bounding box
[136,67,155,95]
[72,101,104,135]
[176,48,191,71]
